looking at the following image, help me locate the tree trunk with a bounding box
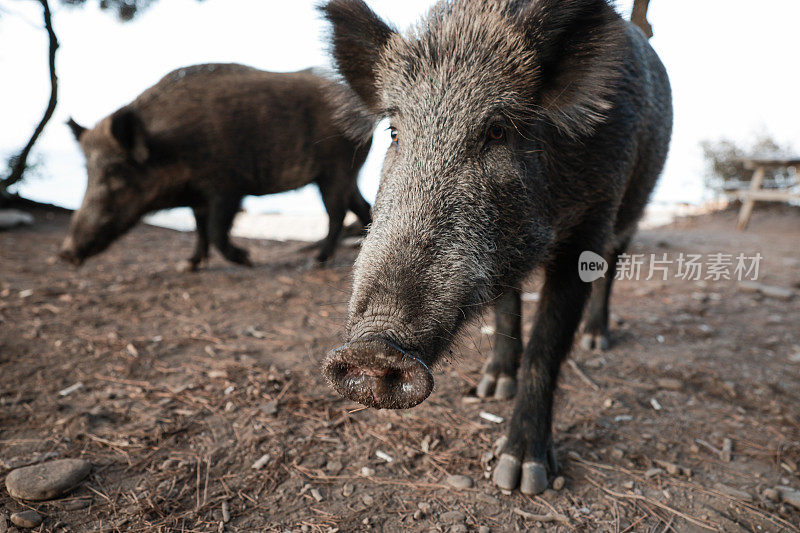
[1,0,59,201]
[631,0,653,39]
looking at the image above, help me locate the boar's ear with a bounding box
[319,0,395,112]
[520,0,625,138]
[66,118,87,141]
[110,108,149,164]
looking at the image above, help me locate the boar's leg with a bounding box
[316,182,348,264]
[493,242,596,495]
[178,206,210,272]
[209,195,251,267]
[348,189,372,228]
[477,288,522,400]
[580,236,630,351]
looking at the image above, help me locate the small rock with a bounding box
[5,458,92,501]
[777,486,800,510]
[763,488,781,502]
[759,285,795,300]
[622,480,635,490]
[449,525,468,533]
[0,514,7,533]
[479,527,491,533]
[310,488,324,502]
[418,502,431,511]
[60,498,92,510]
[714,483,752,502]
[360,466,375,477]
[740,281,795,300]
[445,474,474,490]
[654,459,683,476]
[413,510,424,520]
[222,501,231,523]
[0,210,34,229]
[251,454,271,470]
[362,494,374,506]
[721,438,733,462]
[657,378,683,391]
[326,460,343,474]
[644,468,663,479]
[259,401,278,416]
[552,476,566,491]
[10,510,42,529]
[789,351,800,364]
[440,511,466,524]
[342,483,354,497]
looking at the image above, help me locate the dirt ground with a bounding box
[1,206,799,532]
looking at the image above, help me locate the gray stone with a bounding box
[763,488,781,502]
[0,210,34,230]
[440,511,466,524]
[657,378,683,391]
[778,486,800,510]
[445,474,474,490]
[478,527,491,533]
[60,498,92,510]
[10,510,42,529]
[552,476,566,491]
[5,459,92,501]
[644,468,663,479]
[325,460,343,474]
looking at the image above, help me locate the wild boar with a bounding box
[320,0,672,495]
[61,63,376,269]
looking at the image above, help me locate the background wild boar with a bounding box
[320,0,672,495]
[61,63,375,269]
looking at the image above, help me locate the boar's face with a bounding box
[60,110,153,264]
[320,0,622,408]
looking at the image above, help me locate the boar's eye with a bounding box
[389,126,399,144]
[487,124,506,142]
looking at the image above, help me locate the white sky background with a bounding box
[2,0,799,216]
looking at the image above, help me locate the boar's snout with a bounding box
[322,337,433,409]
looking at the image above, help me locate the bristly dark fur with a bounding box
[320,0,672,495]
[318,0,396,111]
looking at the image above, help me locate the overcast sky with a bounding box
[2,0,799,214]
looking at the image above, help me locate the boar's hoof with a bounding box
[580,332,610,352]
[520,461,549,495]
[323,337,434,410]
[476,374,516,400]
[176,260,198,273]
[492,441,558,494]
[58,249,84,266]
[476,374,496,398]
[492,454,521,490]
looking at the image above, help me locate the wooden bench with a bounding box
[736,157,800,230]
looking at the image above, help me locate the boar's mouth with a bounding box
[322,337,434,409]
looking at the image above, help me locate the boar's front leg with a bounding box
[177,206,210,272]
[477,288,522,400]
[316,181,348,264]
[493,245,595,494]
[209,195,251,267]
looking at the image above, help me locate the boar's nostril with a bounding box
[322,338,434,410]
